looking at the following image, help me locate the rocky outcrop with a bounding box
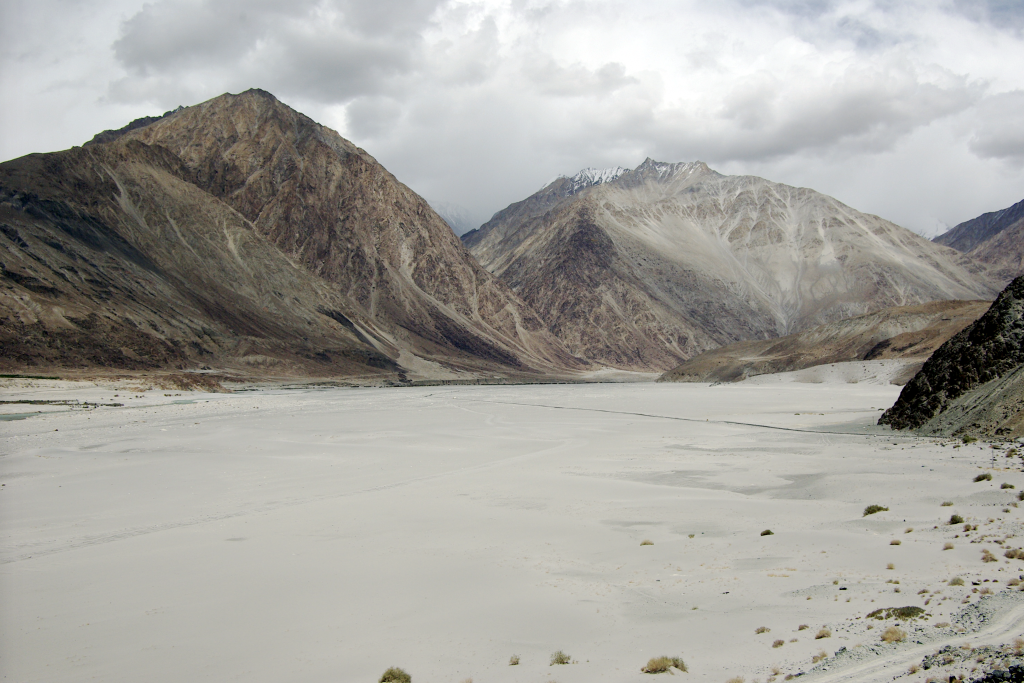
[465,159,1001,371]
[658,300,989,384]
[934,198,1024,283]
[0,90,583,380]
[879,276,1024,437]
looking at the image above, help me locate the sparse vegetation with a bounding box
[725,678,744,683]
[949,514,964,524]
[863,504,888,516]
[772,639,784,648]
[886,562,895,570]
[949,576,964,586]
[1019,491,1024,501]
[943,542,954,550]
[941,501,953,506]
[890,539,901,545]
[811,650,829,663]
[509,654,519,666]
[867,606,926,620]
[974,472,992,482]
[379,668,412,683]
[755,626,770,634]
[814,628,831,639]
[550,651,571,666]
[905,527,913,533]
[982,549,998,562]
[1005,548,1022,559]
[761,529,774,536]
[963,435,977,444]
[640,539,654,546]
[881,626,907,643]
[1002,482,1016,489]
[797,624,809,631]
[642,656,687,673]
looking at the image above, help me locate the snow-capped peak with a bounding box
[552,166,630,196]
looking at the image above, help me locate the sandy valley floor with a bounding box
[2,373,1023,682]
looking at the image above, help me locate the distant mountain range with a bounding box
[463,159,1001,371]
[427,200,478,236]
[934,198,1024,283]
[0,90,583,381]
[1,90,1014,382]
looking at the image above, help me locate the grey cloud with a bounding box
[969,91,1024,162]
[950,0,1024,30]
[524,58,639,97]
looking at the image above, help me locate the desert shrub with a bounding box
[1005,548,1022,559]
[815,628,831,639]
[949,514,964,524]
[755,626,770,634]
[881,626,907,643]
[944,542,954,550]
[941,501,953,506]
[772,639,785,648]
[863,505,888,516]
[379,668,412,683]
[974,472,992,482]
[509,654,519,666]
[1019,491,1024,501]
[963,435,977,444]
[642,656,686,673]
[1014,637,1024,655]
[725,678,744,683]
[811,650,828,663]
[890,539,901,545]
[550,651,571,665]
[867,606,925,620]
[887,563,895,570]
[761,529,774,536]
[797,624,809,631]
[640,539,654,546]
[905,527,913,533]
[1002,482,1016,489]
[1009,578,1021,586]
[982,549,998,562]
[949,576,964,585]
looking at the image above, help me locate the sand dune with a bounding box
[2,378,1023,681]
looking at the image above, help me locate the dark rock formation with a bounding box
[935,199,1024,283]
[879,276,1024,436]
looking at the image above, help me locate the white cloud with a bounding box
[1,0,1023,234]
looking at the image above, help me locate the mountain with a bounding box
[0,90,583,380]
[658,300,989,384]
[427,200,477,236]
[463,159,1000,371]
[879,276,1024,438]
[934,198,1024,283]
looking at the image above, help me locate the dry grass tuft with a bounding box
[815,628,831,639]
[811,650,829,663]
[755,626,771,634]
[1005,548,1023,559]
[881,626,906,643]
[890,539,901,545]
[797,624,809,631]
[905,527,913,533]
[642,656,687,673]
[886,562,895,570]
[379,668,412,683]
[941,501,954,506]
[640,539,654,546]
[550,651,571,666]
[982,549,998,563]
[944,542,955,550]
[974,472,992,482]
[509,654,519,666]
[863,504,889,516]
[772,639,785,648]
[725,678,744,683]
[950,576,964,585]
[1002,482,1015,489]
[949,514,965,524]
[934,621,950,628]
[1013,637,1024,655]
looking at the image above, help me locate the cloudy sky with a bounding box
[2,0,1023,235]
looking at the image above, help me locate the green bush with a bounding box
[761,529,774,536]
[962,435,977,444]
[866,606,926,620]
[974,473,992,482]
[379,667,411,683]
[863,504,889,516]
[949,514,964,524]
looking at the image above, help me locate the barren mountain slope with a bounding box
[0,142,396,378]
[0,90,583,379]
[880,276,1024,438]
[465,159,1000,371]
[658,300,989,384]
[934,198,1024,282]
